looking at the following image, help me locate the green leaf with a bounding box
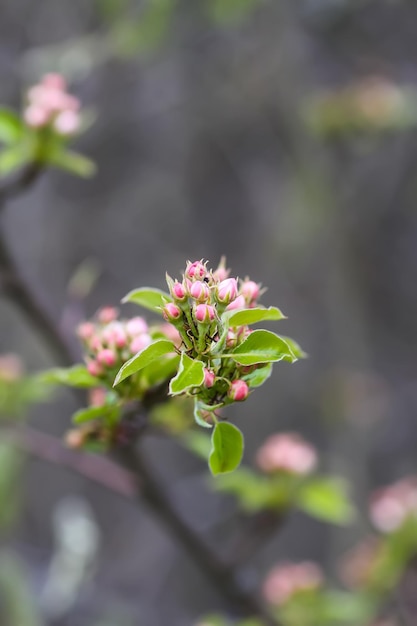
[228,330,296,366]
[0,145,30,176]
[297,477,356,525]
[72,404,119,425]
[122,287,172,313]
[47,149,96,178]
[143,353,180,387]
[240,363,273,388]
[114,339,175,385]
[209,422,244,475]
[194,399,215,429]
[169,353,205,395]
[224,306,286,327]
[0,109,23,144]
[280,335,308,359]
[208,0,259,23]
[40,365,99,388]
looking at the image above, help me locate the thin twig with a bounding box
[116,442,279,625]
[2,425,137,498]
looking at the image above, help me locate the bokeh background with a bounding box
[0,0,417,624]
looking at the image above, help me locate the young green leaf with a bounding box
[72,404,120,425]
[240,363,273,388]
[194,400,215,429]
[224,306,286,327]
[209,422,244,475]
[48,149,96,178]
[0,108,23,144]
[122,287,172,313]
[40,365,98,388]
[114,339,175,385]
[297,477,356,525]
[279,336,308,359]
[0,145,30,176]
[169,353,205,395]
[228,330,296,366]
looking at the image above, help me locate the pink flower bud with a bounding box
[90,335,102,351]
[162,303,182,322]
[76,322,95,341]
[130,334,152,354]
[190,280,210,302]
[185,260,207,280]
[203,368,215,388]
[212,257,230,282]
[53,110,80,135]
[98,307,118,324]
[217,278,238,304]
[42,73,67,90]
[256,433,318,475]
[262,562,323,606]
[241,280,261,303]
[97,349,117,367]
[160,323,182,346]
[89,387,106,407]
[102,322,127,348]
[226,330,237,348]
[194,303,216,323]
[228,379,249,402]
[87,360,103,377]
[24,105,49,128]
[226,294,246,311]
[126,317,148,336]
[171,280,187,301]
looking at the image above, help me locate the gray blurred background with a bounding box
[0,0,417,624]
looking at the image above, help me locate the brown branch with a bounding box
[0,164,76,367]
[2,425,137,498]
[117,442,279,625]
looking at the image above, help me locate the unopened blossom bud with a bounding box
[369,478,417,533]
[65,428,84,449]
[203,369,215,388]
[130,334,152,354]
[216,278,238,304]
[97,349,117,367]
[0,354,23,381]
[171,280,187,302]
[163,303,182,322]
[160,323,182,346]
[185,260,207,280]
[89,387,107,407]
[228,379,249,402]
[77,322,95,341]
[98,307,118,324]
[226,330,237,348]
[24,105,49,128]
[262,562,323,606]
[241,280,260,303]
[43,73,67,90]
[102,322,127,348]
[256,433,318,475]
[87,360,103,377]
[226,294,246,311]
[190,280,210,302]
[126,317,148,336]
[212,257,229,282]
[194,303,216,323]
[54,109,80,135]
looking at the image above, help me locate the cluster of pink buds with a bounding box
[24,73,81,135]
[262,561,323,606]
[77,307,153,383]
[255,432,318,475]
[369,477,417,533]
[163,259,264,407]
